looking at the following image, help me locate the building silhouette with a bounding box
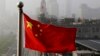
[81,4,100,19]
[38,0,50,24]
[66,0,72,17]
[40,0,48,17]
[0,0,5,17]
[47,0,59,18]
[0,0,6,34]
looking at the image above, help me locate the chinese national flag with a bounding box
[24,13,77,53]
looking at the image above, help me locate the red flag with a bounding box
[24,13,77,53]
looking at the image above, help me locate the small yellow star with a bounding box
[27,21,33,29]
[35,34,38,37]
[40,29,43,32]
[37,24,40,28]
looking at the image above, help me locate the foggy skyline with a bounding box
[4,0,100,18]
[1,0,100,32]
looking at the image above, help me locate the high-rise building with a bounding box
[81,4,100,19]
[40,0,48,17]
[66,0,71,17]
[38,0,50,23]
[0,0,6,33]
[0,0,5,17]
[47,0,59,18]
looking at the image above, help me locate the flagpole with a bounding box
[17,1,24,56]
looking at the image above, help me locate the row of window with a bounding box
[78,27,100,33]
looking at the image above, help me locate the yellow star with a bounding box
[37,24,40,27]
[27,21,33,29]
[40,29,43,32]
[35,34,38,37]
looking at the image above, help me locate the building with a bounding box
[66,0,72,17]
[73,50,100,56]
[72,19,100,39]
[38,0,50,24]
[0,0,5,17]
[81,4,100,19]
[47,0,59,18]
[40,0,48,17]
[59,18,75,27]
[58,17,100,39]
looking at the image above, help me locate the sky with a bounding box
[1,0,100,32]
[5,0,100,18]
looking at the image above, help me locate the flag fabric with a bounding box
[24,13,77,53]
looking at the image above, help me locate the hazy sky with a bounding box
[4,0,100,19]
[5,0,100,18]
[0,0,100,32]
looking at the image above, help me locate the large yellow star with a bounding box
[27,21,33,29]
